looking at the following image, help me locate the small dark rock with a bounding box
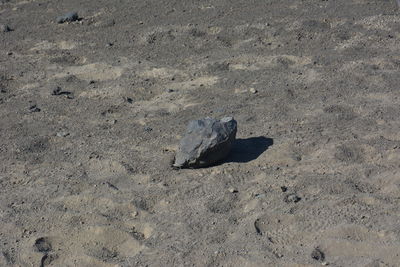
[285,193,301,203]
[125,97,133,103]
[51,86,62,95]
[130,227,145,241]
[292,153,302,161]
[249,88,257,94]
[144,126,153,132]
[103,181,119,191]
[173,117,237,168]
[51,86,71,96]
[228,188,238,193]
[0,24,12,32]
[29,105,41,112]
[280,186,288,192]
[34,237,52,253]
[311,247,325,261]
[254,219,262,235]
[56,12,79,24]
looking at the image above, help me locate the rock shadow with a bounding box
[226,136,273,163]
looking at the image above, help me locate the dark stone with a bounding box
[104,181,119,191]
[0,24,12,32]
[56,12,79,24]
[285,193,301,203]
[51,86,62,95]
[173,117,237,168]
[311,247,325,261]
[29,105,41,112]
[254,219,262,235]
[51,86,71,96]
[130,227,145,241]
[34,237,52,253]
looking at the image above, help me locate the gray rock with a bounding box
[34,237,52,253]
[0,24,12,32]
[56,131,69,137]
[29,105,41,113]
[56,12,79,24]
[173,117,237,168]
[285,193,301,203]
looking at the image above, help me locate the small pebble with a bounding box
[29,105,41,112]
[228,188,238,193]
[254,219,262,235]
[51,86,62,95]
[285,193,301,203]
[311,247,325,261]
[249,88,257,94]
[0,24,12,32]
[56,12,79,24]
[34,237,52,253]
[51,86,71,97]
[56,132,69,137]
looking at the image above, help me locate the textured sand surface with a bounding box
[1,0,400,266]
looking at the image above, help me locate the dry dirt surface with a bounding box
[1,0,400,266]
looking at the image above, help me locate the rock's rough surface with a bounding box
[56,12,79,24]
[173,117,237,168]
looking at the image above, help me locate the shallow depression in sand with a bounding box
[53,63,124,81]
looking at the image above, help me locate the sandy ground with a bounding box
[1,0,400,266]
